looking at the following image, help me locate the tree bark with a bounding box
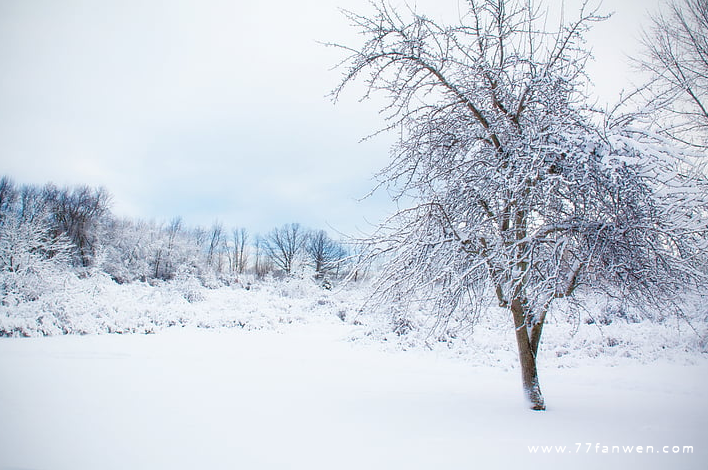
[511,298,546,410]
[530,319,544,358]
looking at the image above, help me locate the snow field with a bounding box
[0,277,706,469]
[0,321,706,470]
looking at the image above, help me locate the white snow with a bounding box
[0,304,706,470]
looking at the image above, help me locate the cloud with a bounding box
[0,0,398,236]
[0,0,656,236]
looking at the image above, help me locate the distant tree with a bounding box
[100,215,205,284]
[46,184,111,268]
[264,223,308,275]
[0,176,17,224]
[152,223,167,281]
[150,217,188,281]
[206,221,224,271]
[100,217,140,283]
[20,185,52,227]
[160,216,184,279]
[637,0,708,148]
[253,236,265,278]
[251,235,271,278]
[100,217,153,283]
[332,0,708,410]
[232,227,249,274]
[307,230,346,279]
[0,178,73,302]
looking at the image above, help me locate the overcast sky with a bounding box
[0,0,660,236]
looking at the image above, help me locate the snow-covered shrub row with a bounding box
[345,292,708,367]
[0,274,360,338]
[0,268,705,367]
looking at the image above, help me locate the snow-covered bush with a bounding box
[99,217,207,284]
[172,269,206,303]
[0,191,74,305]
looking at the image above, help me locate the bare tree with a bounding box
[0,177,17,225]
[46,184,111,268]
[637,0,708,148]
[332,0,708,409]
[232,227,249,274]
[264,223,308,275]
[253,235,271,278]
[206,221,224,271]
[307,230,346,279]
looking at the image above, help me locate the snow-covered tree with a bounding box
[0,178,73,304]
[332,0,708,409]
[98,217,151,283]
[99,217,205,284]
[637,0,708,149]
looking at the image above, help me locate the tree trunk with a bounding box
[530,319,544,358]
[510,298,546,410]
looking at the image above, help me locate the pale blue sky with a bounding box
[0,0,660,236]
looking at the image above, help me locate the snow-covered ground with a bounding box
[0,279,706,469]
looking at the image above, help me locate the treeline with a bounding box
[0,176,355,302]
